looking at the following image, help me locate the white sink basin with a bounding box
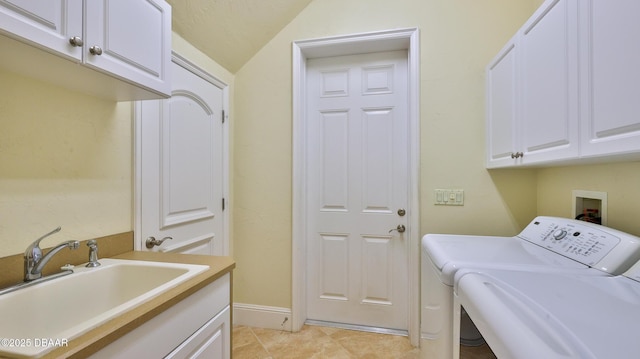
[0,258,209,358]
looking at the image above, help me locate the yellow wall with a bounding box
[0,33,233,259]
[0,69,133,256]
[537,162,640,236]
[532,0,546,9]
[172,33,235,88]
[232,0,538,309]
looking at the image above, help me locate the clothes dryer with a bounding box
[420,216,640,358]
[454,258,640,358]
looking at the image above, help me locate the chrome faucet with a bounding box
[24,227,79,281]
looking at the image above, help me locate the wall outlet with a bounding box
[434,189,464,206]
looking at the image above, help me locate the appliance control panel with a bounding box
[518,217,620,266]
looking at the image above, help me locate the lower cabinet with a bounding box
[166,306,230,359]
[90,273,231,359]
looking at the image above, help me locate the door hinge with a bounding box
[222,197,226,211]
[222,109,226,124]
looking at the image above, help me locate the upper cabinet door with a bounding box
[0,0,171,100]
[486,37,519,168]
[85,0,171,96]
[0,0,83,61]
[579,0,640,158]
[518,0,579,164]
[486,0,640,168]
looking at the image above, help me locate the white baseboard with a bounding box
[233,303,293,331]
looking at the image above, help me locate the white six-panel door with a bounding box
[305,51,409,330]
[138,59,226,255]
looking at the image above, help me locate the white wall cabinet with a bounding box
[0,0,83,60]
[486,36,518,168]
[518,0,579,165]
[486,0,640,168]
[0,0,171,100]
[487,0,579,168]
[90,273,231,359]
[578,0,640,159]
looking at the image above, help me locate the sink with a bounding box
[0,258,209,358]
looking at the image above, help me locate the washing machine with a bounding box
[454,257,640,358]
[420,216,640,359]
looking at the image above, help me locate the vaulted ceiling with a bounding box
[166,0,314,73]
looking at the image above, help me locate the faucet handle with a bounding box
[25,227,62,260]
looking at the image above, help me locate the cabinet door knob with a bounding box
[69,36,83,47]
[89,46,103,55]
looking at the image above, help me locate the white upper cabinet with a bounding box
[486,36,518,168]
[0,0,171,100]
[579,0,640,158]
[518,0,579,164]
[0,0,83,60]
[487,0,640,168]
[84,0,171,97]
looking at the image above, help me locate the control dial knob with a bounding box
[553,229,568,240]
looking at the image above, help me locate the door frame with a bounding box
[134,50,230,254]
[292,28,420,345]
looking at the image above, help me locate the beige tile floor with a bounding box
[232,325,420,359]
[233,324,496,359]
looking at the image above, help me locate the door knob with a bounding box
[145,236,172,249]
[389,225,406,233]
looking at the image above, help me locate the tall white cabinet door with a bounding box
[139,60,226,256]
[519,0,579,164]
[85,0,171,95]
[486,37,518,168]
[580,1,640,158]
[0,0,82,60]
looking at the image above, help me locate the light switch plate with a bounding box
[434,189,464,206]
